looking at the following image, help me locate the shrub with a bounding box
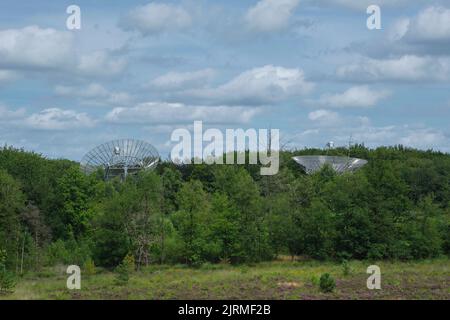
[442,220,450,256]
[114,253,135,286]
[45,240,70,265]
[319,273,336,293]
[200,262,223,271]
[123,253,135,273]
[367,244,388,260]
[0,271,16,293]
[341,260,351,276]
[310,275,319,286]
[114,262,129,286]
[0,249,16,293]
[240,265,249,274]
[83,258,96,276]
[45,238,92,266]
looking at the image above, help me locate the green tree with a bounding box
[92,187,132,267]
[213,166,270,262]
[161,167,183,214]
[208,192,240,262]
[0,169,24,268]
[54,166,94,238]
[299,200,336,260]
[172,180,210,265]
[132,172,164,267]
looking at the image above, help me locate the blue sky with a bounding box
[0,0,449,160]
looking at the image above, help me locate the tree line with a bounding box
[0,144,449,274]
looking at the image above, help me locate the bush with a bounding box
[114,262,129,286]
[83,258,96,276]
[442,220,450,256]
[123,253,135,272]
[45,240,70,265]
[114,254,135,286]
[45,238,92,266]
[200,262,222,271]
[153,234,184,264]
[310,275,319,286]
[0,249,16,293]
[0,270,16,293]
[319,273,336,293]
[341,260,351,276]
[367,244,388,260]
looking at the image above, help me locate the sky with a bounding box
[0,0,449,161]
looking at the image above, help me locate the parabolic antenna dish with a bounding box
[292,156,368,175]
[81,139,159,180]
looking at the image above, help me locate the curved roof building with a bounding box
[292,155,367,175]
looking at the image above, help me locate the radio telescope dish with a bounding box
[293,156,367,175]
[81,139,159,180]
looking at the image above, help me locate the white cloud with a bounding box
[77,51,127,77]
[308,109,341,126]
[25,108,95,130]
[245,0,300,32]
[0,70,20,83]
[105,102,260,125]
[316,86,390,108]
[307,109,371,129]
[400,6,450,43]
[388,18,411,42]
[186,65,314,105]
[55,83,132,106]
[0,26,126,78]
[310,0,415,10]
[308,109,333,121]
[149,69,216,91]
[337,55,450,82]
[399,128,448,150]
[345,6,450,59]
[348,126,449,151]
[381,6,450,56]
[291,120,449,152]
[0,26,75,69]
[55,83,109,98]
[120,3,192,35]
[0,104,26,121]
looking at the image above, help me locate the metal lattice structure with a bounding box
[81,139,159,180]
[292,156,368,175]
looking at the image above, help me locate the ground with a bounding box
[1,258,449,300]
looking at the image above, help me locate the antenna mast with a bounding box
[348,134,353,158]
[268,128,272,153]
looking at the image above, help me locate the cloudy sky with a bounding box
[0,0,449,160]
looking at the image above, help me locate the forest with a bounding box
[0,144,449,288]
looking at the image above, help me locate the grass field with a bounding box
[1,258,449,300]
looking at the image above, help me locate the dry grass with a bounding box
[1,258,449,300]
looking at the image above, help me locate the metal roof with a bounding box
[292,155,368,174]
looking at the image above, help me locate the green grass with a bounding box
[1,258,449,300]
